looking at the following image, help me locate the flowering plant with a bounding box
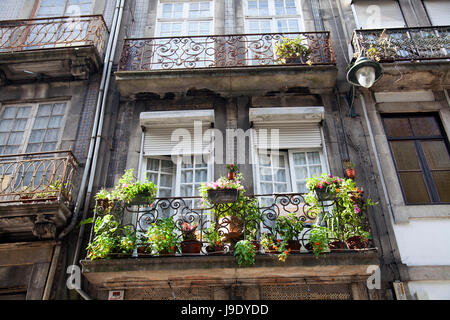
[181,221,199,241]
[306,173,343,193]
[145,218,180,255]
[234,239,256,267]
[275,36,312,65]
[204,222,224,249]
[308,225,330,257]
[226,164,239,173]
[199,172,245,207]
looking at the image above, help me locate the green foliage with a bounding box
[276,213,304,241]
[275,36,312,64]
[226,164,238,173]
[181,222,198,241]
[119,225,137,254]
[94,189,110,200]
[204,222,223,247]
[86,214,120,260]
[234,239,256,267]
[309,225,329,257]
[144,218,180,255]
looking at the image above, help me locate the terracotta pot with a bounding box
[328,240,347,250]
[287,240,301,252]
[252,241,261,252]
[227,171,236,180]
[345,236,369,249]
[345,168,355,179]
[137,246,150,256]
[181,240,202,254]
[206,244,225,255]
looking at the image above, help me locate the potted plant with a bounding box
[95,188,114,211]
[180,221,202,254]
[144,217,180,256]
[344,161,355,179]
[233,239,256,267]
[86,214,120,260]
[204,223,225,254]
[306,173,343,201]
[226,164,239,180]
[118,225,137,257]
[346,230,371,249]
[275,36,312,65]
[117,169,157,205]
[260,233,281,254]
[308,225,330,257]
[276,213,304,253]
[200,174,244,205]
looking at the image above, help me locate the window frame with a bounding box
[381,113,450,205]
[0,101,69,155]
[244,0,305,34]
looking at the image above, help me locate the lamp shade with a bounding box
[346,57,383,88]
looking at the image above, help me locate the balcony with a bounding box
[0,15,109,83]
[115,32,337,97]
[0,151,78,241]
[352,26,450,90]
[81,193,378,292]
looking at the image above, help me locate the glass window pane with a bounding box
[2,107,17,119]
[293,152,306,165]
[180,184,193,197]
[48,116,63,129]
[161,159,174,173]
[44,129,59,142]
[33,117,49,129]
[52,103,66,115]
[261,182,273,194]
[17,107,31,118]
[29,130,45,143]
[147,172,158,183]
[410,117,441,137]
[275,168,287,182]
[421,140,450,170]
[399,172,431,204]
[0,120,13,132]
[310,165,322,177]
[307,152,321,164]
[159,188,172,198]
[41,143,56,152]
[181,170,193,183]
[432,171,450,202]
[274,183,287,193]
[160,174,173,188]
[260,167,273,181]
[195,169,207,183]
[26,143,41,153]
[147,158,160,171]
[7,132,22,145]
[13,119,27,131]
[4,146,18,154]
[390,141,421,170]
[296,182,307,193]
[0,133,7,145]
[384,118,412,137]
[294,166,307,180]
[37,104,52,116]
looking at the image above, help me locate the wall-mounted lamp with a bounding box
[346,57,383,88]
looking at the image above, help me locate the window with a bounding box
[423,0,450,26]
[35,0,93,18]
[351,0,405,29]
[382,114,450,204]
[245,0,303,33]
[0,102,67,155]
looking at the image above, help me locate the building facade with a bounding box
[0,0,448,300]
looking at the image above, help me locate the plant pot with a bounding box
[328,240,347,250]
[207,188,238,204]
[287,240,301,252]
[227,172,236,180]
[252,241,261,252]
[314,188,336,201]
[345,168,355,179]
[345,236,369,249]
[128,192,154,205]
[137,246,150,256]
[159,246,178,256]
[181,240,202,254]
[206,244,225,255]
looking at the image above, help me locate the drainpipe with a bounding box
[57,0,124,299]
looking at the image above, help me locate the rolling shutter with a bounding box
[423,0,450,26]
[253,122,322,149]
[144,123,213,156]
[352,0,405,29]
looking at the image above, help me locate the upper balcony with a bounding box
[0,151,78,241]
[115,32,337,98]
[352,26,450,90]
[0,15,109,84]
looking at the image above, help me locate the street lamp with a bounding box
[346,56,383,88]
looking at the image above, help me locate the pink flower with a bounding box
[122,184,129,188]
[318,183,323,189]
[329,175,333,178]
[355,206,360,214]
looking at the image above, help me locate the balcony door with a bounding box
[25,0,93,49]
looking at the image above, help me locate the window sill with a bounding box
[393,204,450,224]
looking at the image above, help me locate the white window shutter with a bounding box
[353,0,405,29]
[423,0,450,26]
[253,122,322,149]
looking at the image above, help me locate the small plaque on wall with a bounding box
[108,290,124,300]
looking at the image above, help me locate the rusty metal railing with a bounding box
[0,15,109,57]
[0,151,78,205]
[352,26,450,62]
[118,32,335,71]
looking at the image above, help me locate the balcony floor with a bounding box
[81,250,378,289]
[115,65,337,98]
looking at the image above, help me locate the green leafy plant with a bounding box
[275,36,312,65]
[204,222,224,250]
[181,221,199,241]
[226,164,239,173]
[95,189,110,200]
[308,225,329,257]
[144,218,180,255]
[234,239,256,267]
[119,225,137,254]
[86,214,120,260]
[273,213,304,262]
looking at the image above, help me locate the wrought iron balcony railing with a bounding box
[88,192,373,259]
[0,15,109,57]
[118,32,335,71]
[0,151,78,205]
[352,26,450,62]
